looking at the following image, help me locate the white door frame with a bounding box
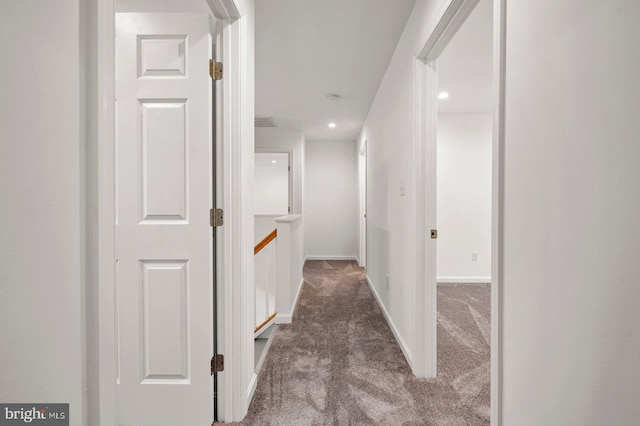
[358,140,367,268]
[412,0,505,424]
[96,0,251,423]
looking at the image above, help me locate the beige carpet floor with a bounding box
[227,260,490,425]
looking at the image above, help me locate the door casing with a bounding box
[412,0,505,425]
[358,140,367,268]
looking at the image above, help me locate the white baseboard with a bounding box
[365,274,413,368]
[437,276,491,284]
[247,372,257,404]
[304,255,358,261]
[275,314,292,324]
[275,277,304,325]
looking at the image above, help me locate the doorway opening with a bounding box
[436,0,492,287]
[253,148,293,262]
[414,0,503,422]
[435,0,493,421]
[254,151,292,216]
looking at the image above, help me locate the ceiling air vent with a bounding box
[255,116,278,128]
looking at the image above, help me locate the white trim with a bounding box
[304,255,359,261]
[365,275,413,367]
[275,278,304,324]
[413,0,490,382]
[359,139,368,155]
[246,373,258,406]
[437,276,492,284]
[491,0,506,424]
[205,0,242,21]
[416,0,480,61]
[221,6,255,421]
[275,314,293,324]
[413,57,438,379]
[358,140,367,269]
[96,0,116,424]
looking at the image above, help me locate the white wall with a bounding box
[357,0,441,364]
[255,127,305,214]
[0,1,85,424]
[502,0,640,424]
[255,215,280,244]
[437,114,491,282]
[304,140,358,259]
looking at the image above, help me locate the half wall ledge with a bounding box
[274,215,304,324]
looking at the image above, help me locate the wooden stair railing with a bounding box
[254,228,277,255]
[254,228,278,334]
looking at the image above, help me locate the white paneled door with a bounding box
[116,13,214,425]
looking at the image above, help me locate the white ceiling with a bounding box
[255,0,417,141]
[437,0,493,114]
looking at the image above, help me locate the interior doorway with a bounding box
[113,1,220,424]
[254,151,292,216]
[433,0,494,421]
[436,0,493,286]
[413,3,503,423]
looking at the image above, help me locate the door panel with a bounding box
[116,13,213,425]
[140,100,188,222]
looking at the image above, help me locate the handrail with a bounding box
[254,312,277,334]
[254,228,277,255]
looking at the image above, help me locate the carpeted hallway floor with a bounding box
[239,260,490,425]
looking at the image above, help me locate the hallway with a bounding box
[242,260,489,425]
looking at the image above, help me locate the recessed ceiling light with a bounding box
[328,122,336,128]
[271,160,277,163]
[438,92,449,100]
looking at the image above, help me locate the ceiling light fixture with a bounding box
[328,123,336,128]
[438,92,449,100]
[272,160,277,163]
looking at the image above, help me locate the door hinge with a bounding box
[209,59,223,80]
[210,208,223,227]
[211,354,224,374]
